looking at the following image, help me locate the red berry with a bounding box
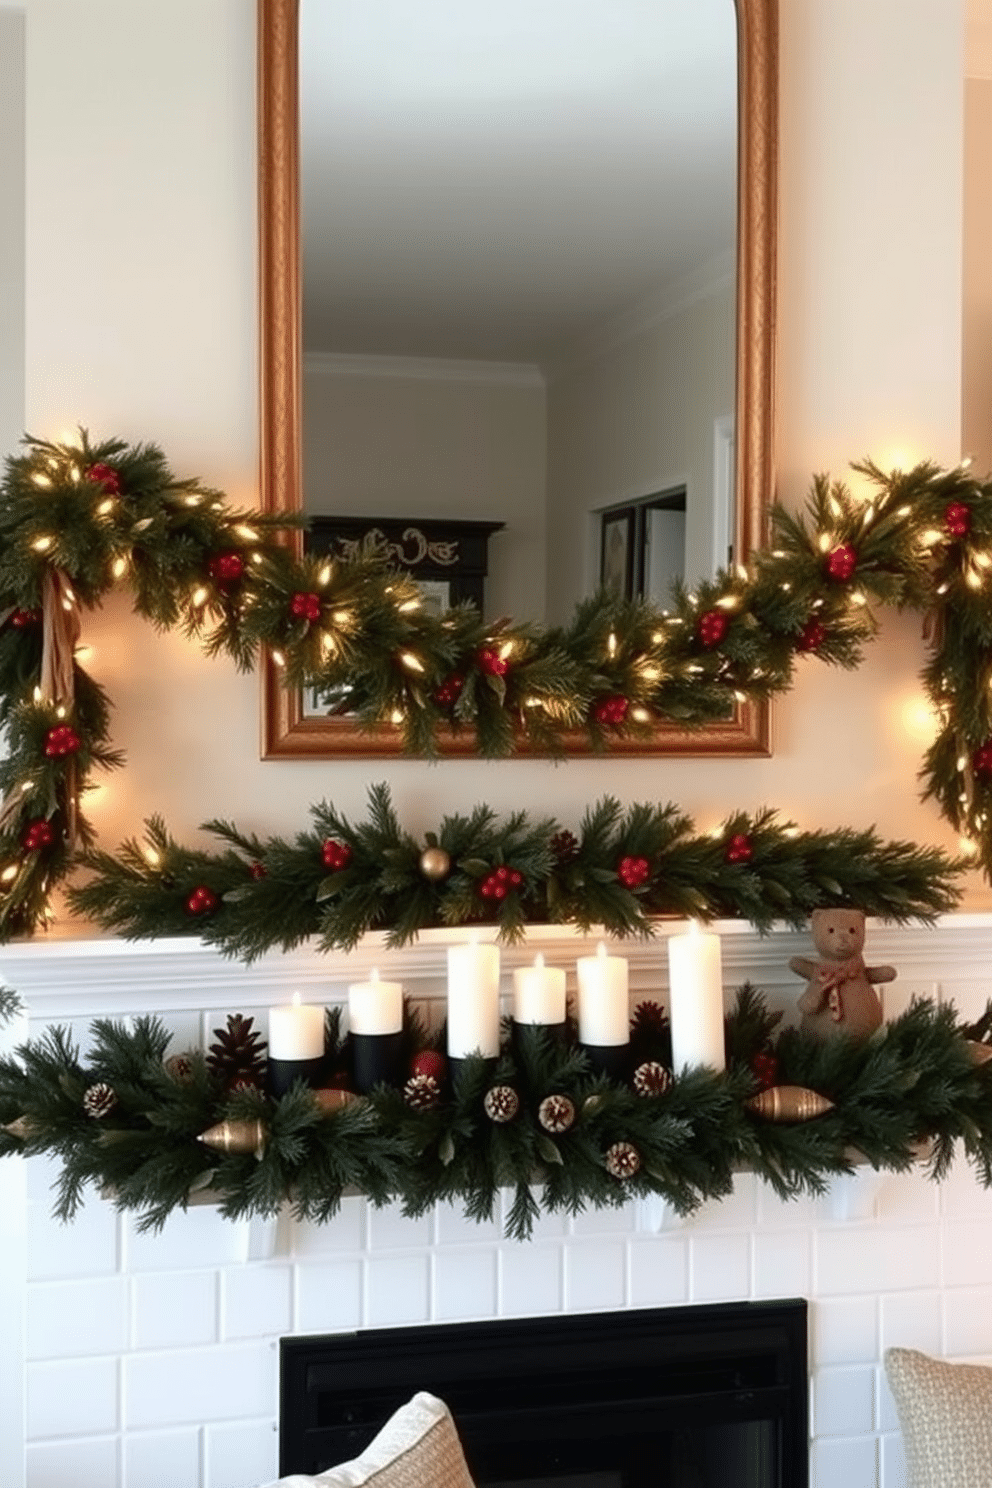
[10,608,41,629]
[509,869,523,887]
[208,552,245,585]
[321,838,352,871]
[751,1051,779,1091]
[22,819,55,851]
[726,832,753,864]
[617,854,650,888]
[433,674,464,707]
[972,742,992,780]
[826,544,857,582]
[86,462,121,494]
[945,502,971,538]
[697,610,728,648]
[44,725,81,758]
[185,885,219,915]
[411,1049,446,1083]
[289,592,322,622]
[249,861,266,880]
[797,618,826,653]
[593,694,629,726]
[478,647,508,677]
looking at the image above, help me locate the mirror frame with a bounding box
[257,0,777,759]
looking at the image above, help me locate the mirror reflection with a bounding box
[298,0,738,630]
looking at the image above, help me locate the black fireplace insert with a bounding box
[280,1299,808,1486]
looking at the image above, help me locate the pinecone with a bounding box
[483,1084,520,1123]
[165,1053,194,1084]
[207,1014,268,1089]
[630,1000,668,1037]
[82,1082,117,1119]
[604,1140,641,1179]
[538,1093,576,1134]
[633,1060,672,1098]
[404,1073,441,1111]
[550,829,579,865]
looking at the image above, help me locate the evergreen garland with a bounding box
[0,429,989,938]
[3,988,991,1240]
[65,785,963,956]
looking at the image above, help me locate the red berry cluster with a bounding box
[697,610,727,648]
[725,832,753,864]
[289,592,321,622]
[433,674,464,707]
[44,725,80,757]
[249,861,267,880]
[750,1051,779,1091]
[592,694,629,726]
[826,544,857,582]
[945,502,971,538]
[321,838,352,871]
[797,617,826,653]
[185,885,219,916]
[208,552,244,586]
[479,864,524,900]
[86,463,121,494]
[617,855,650,888]
[22,819,55,851]
[972,741,992,780]
[10,608,41,629]
[477,648,508,677]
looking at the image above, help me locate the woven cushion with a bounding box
[259,1391,476,1488]
[885,1347,992,1488]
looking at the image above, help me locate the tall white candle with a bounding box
[447,940,501,1059]
[576,941,630,1047]
[667,923,726,1072]
[513,952,566,1026]
[268,992,325,1061]
[348,968,403,1036]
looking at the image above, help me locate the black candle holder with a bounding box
[351,1030,404,1094]
[267,1055,326,1100]
[580,1042,630,1081]
[511,1020,567,1056]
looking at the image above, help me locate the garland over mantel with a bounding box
[3,987,991,1240]
[0,428,988,938]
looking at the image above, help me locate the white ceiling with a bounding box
[299,0,737,366]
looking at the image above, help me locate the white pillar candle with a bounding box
[268,992,325,1061]
[576,941,630,1047]
[447,940,501,1059]
[512,952,566,1026]
[348,968,403,1036]
[667,923,726,1073]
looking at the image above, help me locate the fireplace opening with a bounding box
[280,1299,808,1486]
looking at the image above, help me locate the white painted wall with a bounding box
[544,278,735,622]
[303,359,547,623]
[963,77,992,473]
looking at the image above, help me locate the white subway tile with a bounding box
[26,1356,119,1439]
[290,1197,365,1256]
[124,1342,276,1429]
[433,1247,499,1321]
[878,1366,900,1434]
[294,1259,364,1334]
[872,1171,939,1226]
[939,1155,992,1219]
[941,1221,992,1288]
[366,1200,433,1251]
[812,1296,878,1367]
[125,1208,250,1273]
[812,1365,875,1438]
[564,1240,626,1312]
[627,1237,689,1307]
[755,1184,823,1229]
[942,1286,992,1358]
[206,1418,279,1488]
[124,1426,201,1488]
[753,1229,812,1300]
[27,1275,127,1360]
[809,1434,879,1488]
[223,1264,292,1341]
[879,1428,908,1488]
[436,1199,501,1246]
[569,1199,636,1237]
[815,1225,940,1295]
[690,1233,751,1301]
[366,1254,431,1326]
[498,1242,564,1316]
[26,1435,119,1488]
[26,1152,62,1204]
[27,1195,119,1280]
[687,1173,758,1231]
[879,1291,942,1357]
[132,1270,218,1350]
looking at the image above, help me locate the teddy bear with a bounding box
[789,907,896,1040]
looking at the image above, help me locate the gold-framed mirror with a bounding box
[258,0,777,759]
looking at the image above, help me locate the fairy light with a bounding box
[716,595,739,611]
[250,552,264,566]
[0,865,18,884]
[736,564,748,581]
[828,494,843,518]
[95,498,114,516]
[271,649,286,668]
[317,564,332,586]
[630,706,650,723]
[957,755,968,772]
[320,632,336,655]
[55,705,66,720]
[896,505,912,518]
[919,530,943,548]
[111,556,128,579]
[333,610,353,626]
[817,533,832,553]
[967,569,983,591]
[639,664,661,682]
[183,495,202,508]
[31,536,53,552]
[975,552,992,570]
[850,591,867,607]
[234,525,258,541]
[771,549,786,558]
[607,632,618,658]
[191,586,209,608]
[784,826,800,839]
[734,690,747,703]
[936,582,950,595]
[390,708,405,725]
[400,652,424,673]
[960,837,980,858]
[143,846,161,867]
[32,473,52,490]
[398,599,420,614]
[498,640,513,662]
[32,687,42,703]
[780,582,792,592]
[69,465,80,484]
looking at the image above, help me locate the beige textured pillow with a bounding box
[885,1347,992,1488]
[259,1391,477,1488]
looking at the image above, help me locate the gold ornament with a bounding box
[966,1040,992,1066]
[198,1118,267,1158]
[311,1087,360,1113]
[746,1084,835,1122]
[419,846,451,881]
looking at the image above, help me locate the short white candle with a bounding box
[348,968,403,1036]
[513,952,566,1026]
[667,922,726,1073]
[576,941,630,1047]
[268,992,325,1061]
[447,940,501,1059]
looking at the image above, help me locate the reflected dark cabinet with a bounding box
[307,517,505,614]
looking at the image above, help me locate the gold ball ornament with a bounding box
[311,1087,361,1114]
[419,846,452,881]
[745,1085,835,1122]
[198,1118,267,1158]
[966,1040,992,1066]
